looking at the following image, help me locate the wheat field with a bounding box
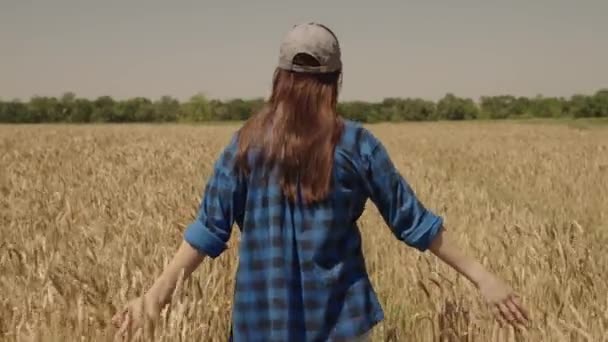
[1,121,607,342]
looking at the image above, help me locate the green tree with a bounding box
[528,96,565,118]
[91,96,116,122]
[338,101,373,122]
[0,99,28,122]
[223,99,251,120]
[436,94,479,120]
[60,92,77,122]
[480,96,517,119]
[70,98,94,122]
[181,93,211,121]
[28,96,65,122]
[155,96,180,122]
[594,89,608,117]
[1,88,607,123]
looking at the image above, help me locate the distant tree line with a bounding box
[1,90,607,123]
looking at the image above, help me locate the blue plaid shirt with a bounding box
[184,120,444,342]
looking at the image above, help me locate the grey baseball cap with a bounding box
[277,22,342,74]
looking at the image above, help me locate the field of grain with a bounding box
[1,121,607,341]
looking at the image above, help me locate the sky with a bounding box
[1,0,607,102]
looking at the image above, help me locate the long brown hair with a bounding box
[235,58,344,205]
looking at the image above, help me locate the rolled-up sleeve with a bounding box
[184,140,245,258]
[360,135,443,251]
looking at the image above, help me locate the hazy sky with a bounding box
[1,0,607,102]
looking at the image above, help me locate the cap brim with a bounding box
[278,62,342,74]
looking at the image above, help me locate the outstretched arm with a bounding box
[359,130,529,328]
[428,227,530,328]
[112,139,244,337]
[428,227,489,288]
[112,241,206,338]
[146,136,245,307]
[147,241,206,307]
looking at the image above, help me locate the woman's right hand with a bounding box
[111,294,161,340]
[477,273,530,328]
[427,228,530,329]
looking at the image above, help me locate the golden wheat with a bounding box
[1,122,607,342]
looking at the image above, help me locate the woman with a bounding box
[112,22,529,341]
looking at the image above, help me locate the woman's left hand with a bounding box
[111,294,160,340]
